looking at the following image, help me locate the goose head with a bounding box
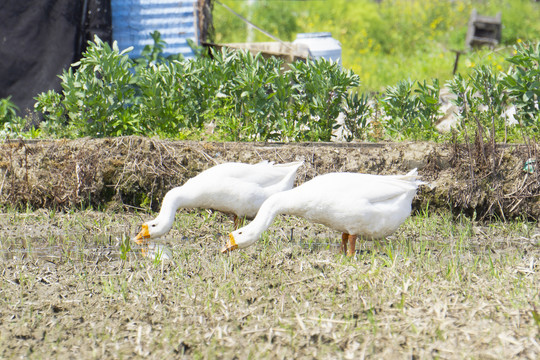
[133,218,171,244]
[221,227,259,253]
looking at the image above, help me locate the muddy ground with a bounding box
[0,138,539,358]
[0,208,538,359]
[1,137,540,218]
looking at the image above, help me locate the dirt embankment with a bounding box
[1,137,539,219]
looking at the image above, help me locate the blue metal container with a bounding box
[111,0,197,59]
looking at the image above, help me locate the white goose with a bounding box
[222,169,423,256]
[133,161,303,245]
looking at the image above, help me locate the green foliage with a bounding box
[62,37,141,137]
[469,65,509,141]
[441,64,510,143]
[214,0,540,91]
[25,32,540,143]
[381,78,441,140]
[443,48,539,144]
[0,96,19,124]
[207,52,361,141]
[119,235,131,261]
[35,90,69,137]
[503,42,540,130]
[210,49,288,141]
[0,96,41,139]
[288,59,360,141]
[134,30,184,69]
[34,34,362,141]
[341,93,371,142]
[469,66,508,117]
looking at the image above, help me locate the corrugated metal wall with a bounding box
[111,0,197,59]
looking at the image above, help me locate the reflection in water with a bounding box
[143,242,173,261]
[0,233,175,264]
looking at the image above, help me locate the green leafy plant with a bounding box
[415,79,441,127]
[341,92,371,142]
[63,37,141,137]
[119,235,131,262]
[30,27,537,143]
[381,78,441,140]
[35,36,143,137]
[0,96,42,139]
[503,42,540,132]
[445,62,524,143]
[35,90,70,137]
[289,58,360,141]
[34,34,363,142]
[0,96,19,124]
[468,65,509,142]
[133,30,183,70]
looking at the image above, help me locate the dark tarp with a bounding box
[0,0,111,115]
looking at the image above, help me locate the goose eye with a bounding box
[239,231,242,234]
[152,224,156,227]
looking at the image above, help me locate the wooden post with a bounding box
[451,50,464,75]
[197,0,215,43]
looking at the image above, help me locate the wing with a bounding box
[197,161,301,188]
[301,172,418,205]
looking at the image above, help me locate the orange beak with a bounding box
[133,224,150,245]
[221,233,238,253]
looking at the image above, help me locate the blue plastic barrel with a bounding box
[111,0,197,59]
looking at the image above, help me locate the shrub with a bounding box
[30,32,539,144]
[381,78,441,140]
[341,92,371,142]
[34,34,363,142]
[503,42,540,131]
[0,96,41,138]
[288,59,360,141]
[443,43,540,144]
[0,96,19,124]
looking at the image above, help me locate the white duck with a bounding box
[222,169,423,256]
[133,161,303,245]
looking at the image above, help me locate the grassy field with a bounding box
[0,207,538,358]
[214,0,540,92]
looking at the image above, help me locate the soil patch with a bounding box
[0,210,538,359]
[1,137,539,218]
